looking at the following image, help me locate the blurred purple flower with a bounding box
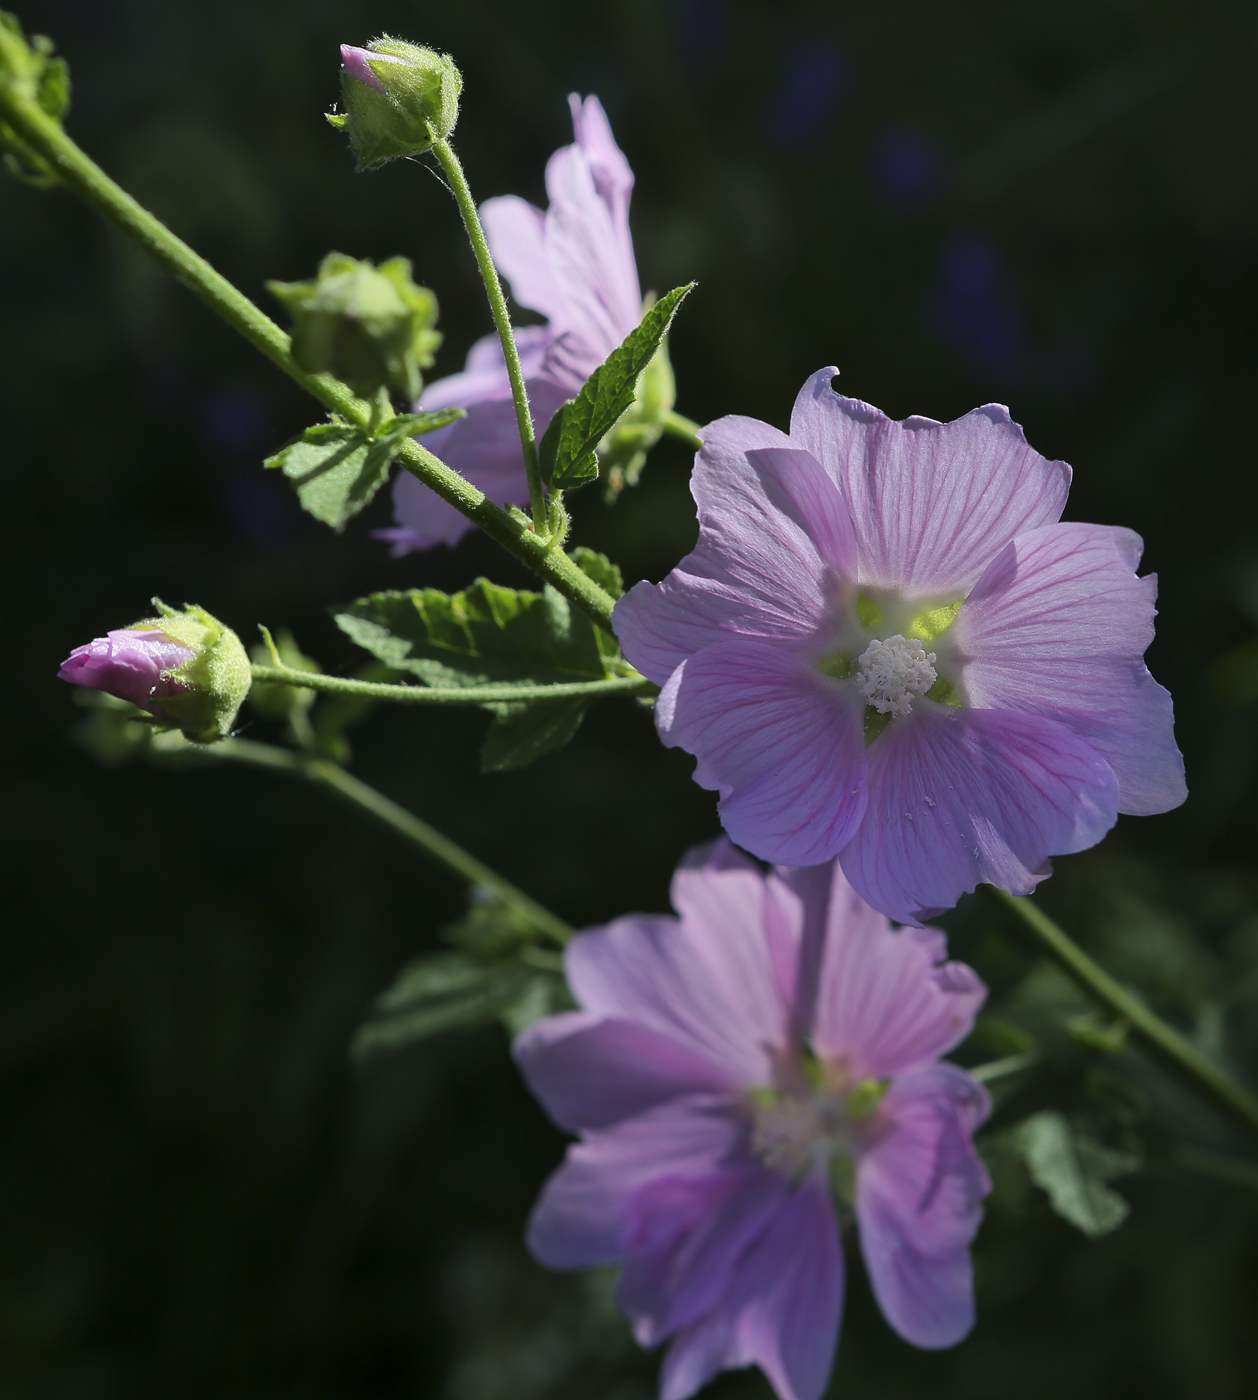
[870,128,943,209]
[927,232,1028,382]
[382,94,642,552]
[614,368,1186,924]
[516,838,990,1400]
[765,40,848,151]
[59,628,195,724]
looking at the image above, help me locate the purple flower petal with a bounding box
[615,419,858,683]
[514,1012,737,1132]
[856,1064,991,1349]
[953,521,1186,816]
[790,367,1071,595]
[661,1173,842,1400]
[809,869,987,1077]
[58,628,195,717]
[564,868,791,1087]
[621,1165,788,1345]
[526,1095,744,1269]
[841,704,1120,925]
[656,638,868,866]
[479,195,569,327]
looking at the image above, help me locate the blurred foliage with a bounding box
[3,0,1258,1396]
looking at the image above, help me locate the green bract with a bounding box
[0,11,71,185]
[268,253,442,400]
[329,37,461,169]
[137,602,251,745]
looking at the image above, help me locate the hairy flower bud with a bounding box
[58,601,251,744]
[268,252,441,400]
[328,37,461,169]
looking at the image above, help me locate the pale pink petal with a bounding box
[564,872,790,1087]
[841,705,1120,925]
[952,522,1186,816]
[526,1095,743,1268]
[661,1173,842,1400]
[809,868,986,1077]
[857,1064,991,1349]
[656,639,868,867]
[569,94,634,225]
[480,195,569,325]
[615,418,859,684]
[514,1012,737,1132]
[790,367,1071,595]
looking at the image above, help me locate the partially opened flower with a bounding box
[614,369,1187,923]
[516,838,990,1400]
[381,94,643,551]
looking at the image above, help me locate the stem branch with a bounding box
[0,86,616,631]
[984,887,1258,1140]
[215,738,571,945]
[662,410,703,451]
[250,663,655,705]
[430,136,548,534]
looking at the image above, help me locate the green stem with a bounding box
[984,887,1258,1141]
[215,738,572,945]
[969,1050,1039,1084]
[662,409,704,451]
[430,136,547,535]
[250,663,655,705]
[0,84,616,633]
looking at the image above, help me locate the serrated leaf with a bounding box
[335,579,611,688]
[539,284,693,489]
[1013,1111,1140,1238]
[569,546,624,599]
[351,952,537,1059]
[264,409,463,530]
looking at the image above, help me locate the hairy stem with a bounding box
[0,85,616,632]
[430,136,547,534]
[984,887,1258,1140]
[662,409,704,451]
[216,738,572,945]
[250,663,655,704]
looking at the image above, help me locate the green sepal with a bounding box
[137,600,251,744]
[334,576,625,769]
[264,409,461,531]
[0,13,71,186]
[268,252,443,400]
[1008,1110,1140,1238]
[539,284,694,491]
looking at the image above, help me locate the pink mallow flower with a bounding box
[614,368,1187,924]
[381,94,642,551]
[516,838,990,1400]
[58,628,196,724]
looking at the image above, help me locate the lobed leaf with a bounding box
[265,409,462,530]
[1012,1110,1140,1237]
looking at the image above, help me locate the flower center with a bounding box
[855,635,937,717]
[749,1075,889,1183]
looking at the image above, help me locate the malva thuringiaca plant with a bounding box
[3,14,1256,1400]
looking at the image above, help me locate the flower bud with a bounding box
[268,252,441,400]
[58,601,251,745]
[328,37,461,170]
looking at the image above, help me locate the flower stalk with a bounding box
[215,737,572,945]
[0,78,616,631]
[428,135,549,536]
[983,886,1258,1140]
[248,663,656,705]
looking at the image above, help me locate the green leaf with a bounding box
[351,952,538,1059]
[539,284,693,489]
[335,579,611,688]
[1013,1111,1140,1237]
[481,694,592,772]
[264,410,461,530]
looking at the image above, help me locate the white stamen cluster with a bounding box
[751,1093,853,1181]
[855,635,937,717]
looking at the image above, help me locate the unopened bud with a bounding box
[268,252,441,400]
[58,601,250,744]
[328,37,461,170]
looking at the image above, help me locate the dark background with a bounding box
[3,0,1258,1396]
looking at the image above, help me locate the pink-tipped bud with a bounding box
[59,629,196,724]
